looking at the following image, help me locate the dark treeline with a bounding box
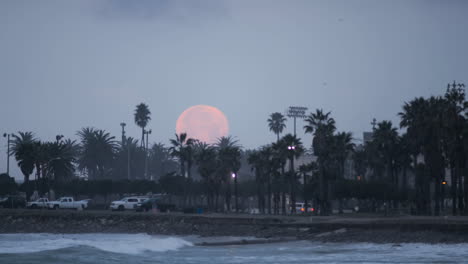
[3,84,468,215]
[250,83,467,216]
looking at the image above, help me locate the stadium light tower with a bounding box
[286,106,308,136]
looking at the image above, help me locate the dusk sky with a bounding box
[1,0,467,180]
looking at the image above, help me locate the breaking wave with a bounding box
[0,233,192,254]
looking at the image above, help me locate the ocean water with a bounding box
[0,233,467,264]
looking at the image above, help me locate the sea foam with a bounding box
[0,233,192,254]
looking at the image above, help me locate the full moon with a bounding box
[175,105,229,144]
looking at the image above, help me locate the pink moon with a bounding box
[175,105,229,144]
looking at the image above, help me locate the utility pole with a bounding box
[127,138,131,180]
[144,129,152,180]
[120,123,130,180]
[286,106,308,136]
[120,122,126,147]
[3,133,11,176]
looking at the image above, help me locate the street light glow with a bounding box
[231,173,236,178]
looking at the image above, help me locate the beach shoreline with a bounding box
[2,209,468,244]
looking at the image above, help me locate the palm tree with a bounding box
[77,127,117,179]
[282,134,304,214]
[332,132,355,180]
[149,143,177,181]
[271,139,288,214]
[442,86,467,215]
[268,112,287,142]
[216,136,241,212]
[194,142,218,210]
[248,149,266,213]
[10,132,36,183]
[304,109,336,215]
[134,103,151,147]
[169,133,196,206]
[169,133,195,178]
[372,121,398,184]
[259,146,274,214]
[399,96,447,215]
[44,140,78,182]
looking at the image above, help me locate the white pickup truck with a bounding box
[27,198,49,209]
[48,197,89,210]
[110,197,147,211]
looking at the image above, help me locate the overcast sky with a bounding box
[1,0,467,180]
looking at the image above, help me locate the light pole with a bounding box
[287,145,296,214]
[144,129,152,179]
[232,172,238,213]
[3,133,11,176]
[286,106,308,136]
[120,122,126,147]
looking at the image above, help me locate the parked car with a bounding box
[48,197,89,210]
[136,197,176,212]
[0,196,26,208]
[110,197,147,211]
[27,198,49,209]
[293,202,314,213]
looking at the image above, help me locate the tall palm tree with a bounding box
[169,133,195,178]
[134,103,151,147]
[272,139,289,214]
[268,112,287,142]
[194,142,218,210]
[332,132,355,180]
[248,149,266,214]
[149,143,177,181]
[216,136,242,212]
[304,109,336,215]
[399,96,446,215]
[442,86,467,215]
[44,140,78,182]
[282,133,304,214]
[77,127,117,179]
[10,132,36,183]
[370,121,398,184]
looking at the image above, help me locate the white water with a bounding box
[0,233,192,254]
[1,234,468,263]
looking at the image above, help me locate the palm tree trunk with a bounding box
[303,172,308,213]
[450,160,459,215]
[225,181,231,212]
[234,173,238,213]
[267,172,271,214]
[464,174,468,215]
[289,157,296,214]
[281,164,286,214]
[458,170,464,213]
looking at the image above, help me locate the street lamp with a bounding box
[287,144,296,214]
[3,133,11,176]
